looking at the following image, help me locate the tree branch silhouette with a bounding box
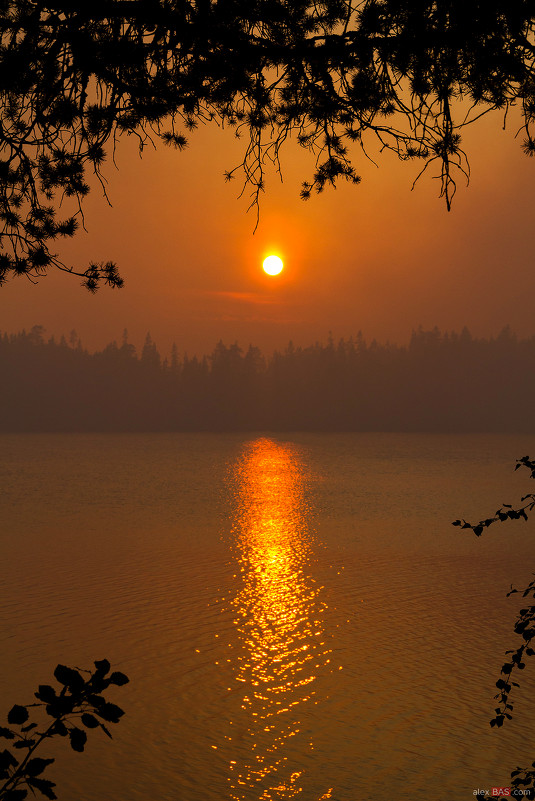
[1,0,535,286]
[0,659,128,801]
[454,457,535,799]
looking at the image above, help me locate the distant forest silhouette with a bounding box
[1,324,534,432]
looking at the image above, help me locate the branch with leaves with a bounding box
[454,456,535,800]
[453,456,535,537]
[0,659,128,801]
[2,0,535,287]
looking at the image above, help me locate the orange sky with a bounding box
[1,112,534,356]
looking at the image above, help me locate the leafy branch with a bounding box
[0,659,128,801]
[452,456,535,537]
[453,456,535,799]
[3,1,535,286]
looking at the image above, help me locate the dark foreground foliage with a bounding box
[2,0,535,285]
[455,458,535,800]
[0,660,128,801]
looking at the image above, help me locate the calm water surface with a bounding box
[1,433,535,800]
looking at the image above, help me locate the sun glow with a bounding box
[262,255,284,276]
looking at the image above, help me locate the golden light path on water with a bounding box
[221,438,334,801]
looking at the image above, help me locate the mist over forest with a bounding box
[1,324,532,432]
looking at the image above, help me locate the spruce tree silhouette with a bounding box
[1,0,535,287]
[0,659,128,801]
[3,325,535,431]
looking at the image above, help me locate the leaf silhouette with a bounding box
[7,707,28,726]
[68,728,87,753]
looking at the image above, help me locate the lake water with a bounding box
[1,433,535,800]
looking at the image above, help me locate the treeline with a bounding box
[0,325,534,432]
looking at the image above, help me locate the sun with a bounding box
[262,255,284,276]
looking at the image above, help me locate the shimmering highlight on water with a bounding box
[222,438,332,799]
[2,433,535,800]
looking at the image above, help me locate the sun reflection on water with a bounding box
[221,438,333,800]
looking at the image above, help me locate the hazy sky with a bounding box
[1,111,534,356]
